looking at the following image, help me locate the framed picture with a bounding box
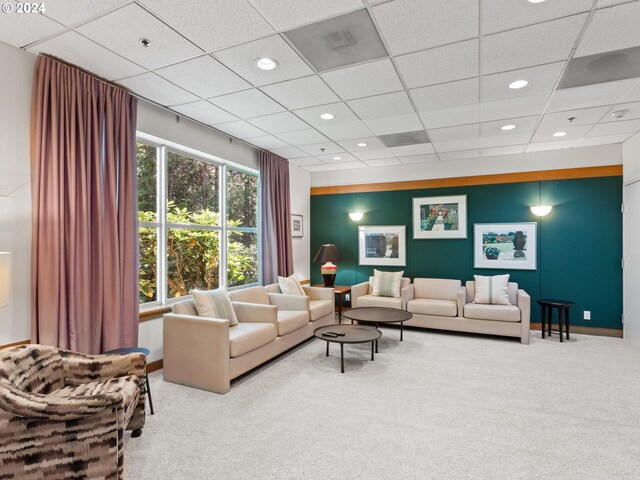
[358,225,406,267]
[291,214,303,237]
[413,195,467,239]
[473,223,537,270]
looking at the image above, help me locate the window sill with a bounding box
[139,306,171,322]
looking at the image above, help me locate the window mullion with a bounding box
[159,145,168,304]
[220,164,228,288]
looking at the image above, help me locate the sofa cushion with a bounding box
[408,298,457,317]
[464,303,521,322]
[309,300,334,321]
[414,278,461,301]
[172,299,198,316]
[277,310,309,336]
[357,294,402,309]
[466,281,518,305]
[228,286,270,305]
[372,269,404,297]
[278,275,305,296]
[192,288,239,326]
[229,322,277,357]
[473,275,510,305]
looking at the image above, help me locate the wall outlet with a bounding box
[583,310,591,320]
[345,293,350,302]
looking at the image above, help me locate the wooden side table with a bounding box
[312,285,351,323]
[537,299,574,342]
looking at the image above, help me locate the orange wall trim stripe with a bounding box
[310,165,623,196]
[0,339,31,350]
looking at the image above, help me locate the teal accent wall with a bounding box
[310,176,623,330]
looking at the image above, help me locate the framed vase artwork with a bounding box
[291,214,303,237]
[413,195,467,239]
[473,223,537,270]
[358,225,406,267]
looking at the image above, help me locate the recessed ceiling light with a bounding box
[255,57,278,70]
[528,0,546,3]
[139,38,151,48]
[320,113,334,120]
[356,142,367,147]
[610,109,628,119]
[333,156,342,160]
[553,131,567,137]
[509,79,529,89]
[501,124,516,131]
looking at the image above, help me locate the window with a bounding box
[138,139,259,306]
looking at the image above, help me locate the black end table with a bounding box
[314,324,381,373]
[537,299,574,342]
[342,307,413,352]
[104,347,154,415]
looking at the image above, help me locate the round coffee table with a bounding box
[314,324,381,374]
[342,307,413,352]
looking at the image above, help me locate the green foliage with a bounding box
[483,246,501,258]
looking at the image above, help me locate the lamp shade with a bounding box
[0,252,11,308]
[313,244,342,263]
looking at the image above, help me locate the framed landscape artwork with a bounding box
[473,223,537,270]
[291,214,303,237]
[358,225,406,267]
[413,195,467,239]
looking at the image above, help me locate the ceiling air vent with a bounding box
[325,30,356,50]
[379,131,430,148]
[558,46,640,89]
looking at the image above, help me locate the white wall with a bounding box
[289,165,311,280]
[0,42,35,345]
[623,132,640,349]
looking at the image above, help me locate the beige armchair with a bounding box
[351,276,412,310]
[265,283,335,323]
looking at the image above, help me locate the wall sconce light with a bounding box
[530,205,552,217]
[0,252,11,308]
[348,212,363,221]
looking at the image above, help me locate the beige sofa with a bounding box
[265,283,335,324]
[163,286,335,394]
[404,278,530,344]
[351,276,412,309]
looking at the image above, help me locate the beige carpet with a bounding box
[125,328,640,479]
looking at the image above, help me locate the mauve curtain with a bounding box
[260,151,294,285]
[30,55,139,354]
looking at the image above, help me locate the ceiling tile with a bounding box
[481,14,588,74]
[321,59,403,100]
[619,79,640,102]
[261,76,340,109]
[214,120,267,139]
[270,146,308,158]
[289,157,325,166]
[482,0,593,35]
[602,101,640,122]
[246,112,309,134]
[576,1,640,56]
[434,132,531,151]
[27,31,144,81]
[364,113,423,135]
[480,145,527,157]
[214,35,313,87]
[419,104,481,129]
[209,89,285,118]
[428,124,480,143]
[411,78,479,112]
[395,39,478,89]
[118,73,199,106]
[364,158,401,167]
[299,142,344,156]
[171,100,238,125]
[348,91,415,120]
[432,138,484,152]
[398,154,438,164]
[316,153,358,163]
[156,55,250,98]
[546,78,637,112]
[337,136,386,151]
[480,93,550,122]
[390,143,435,156]
[294,103,359,127]
[352,147,395,160]
[250,0,364,31]
[586,118,640,137]
[438,149,480,160]
[0,6,64,47]
[596,0,635,6]
[44,0,129,26]
[531,124,593,142]
[303,163,339,172]
[244,135,290,150]
[538,106,611,130]
[327,161,368,170]
[480,116,540,136]
[315,121,374,141]
[139,0,273,51]
[372,0,479,55]
[77,4,203,70]
[525,133,632,152]
[276,129,329,145]
[481,62,564,103]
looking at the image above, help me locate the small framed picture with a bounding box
[473,222,537,270]
[358,225,406,267]
[291,214,303,238]
[413,194,467,239]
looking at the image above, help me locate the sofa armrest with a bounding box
[517,289,531,344]
[350,282,370,307]
[231,301,278,325]
[61,350,146,385]
[456,286,466,317]
[302,286,334,301]
[401,284,414,310]
[267,292,309,311]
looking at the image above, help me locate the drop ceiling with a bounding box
[2,0,640,172]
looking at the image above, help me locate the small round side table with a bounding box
[537,299,574,342]
[104,347,154,415]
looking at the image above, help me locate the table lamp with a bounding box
[0,252,11,308]
[313,244,342,288]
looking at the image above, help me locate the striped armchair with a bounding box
[0,344,146,480]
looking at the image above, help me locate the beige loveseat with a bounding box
[404,278,530,344]
[351,276,412,309]
[265,282,335,324]
[163,286,335,394]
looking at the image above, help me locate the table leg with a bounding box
[337,292,343,324]
[541,304,546,339]
[558,308,564,343]
[565,307,571,340]
[326,341,329,356]
[548,306,552,336]
[400,322,404,341]
[340,343,344,374]
[371,341,374,361]
[145,374,154,415]
[375,322,379,353]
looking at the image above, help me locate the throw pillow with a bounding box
[278,275,306,296]
[191,287,239,326]
[473,274,511,305]
[372,270,404,298]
